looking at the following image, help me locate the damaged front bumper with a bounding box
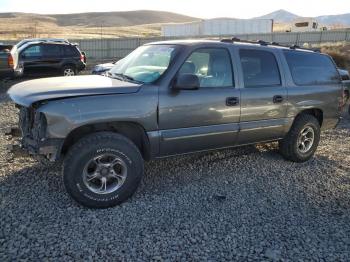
[18,105,64,162]
[21,136,64,162]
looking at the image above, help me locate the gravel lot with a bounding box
[0,78,349,261]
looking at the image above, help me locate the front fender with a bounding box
[37,86,159,139]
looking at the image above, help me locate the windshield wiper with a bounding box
[108,72,143,84]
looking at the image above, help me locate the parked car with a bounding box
[8,39,343,208]
[92,61,117,75]
[0,44,14,79]
[11,40,86,77]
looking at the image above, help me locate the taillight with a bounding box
[8,54,14,69]
[80,54,85,63]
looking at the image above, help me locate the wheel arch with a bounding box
[62,63,76,70]
[61,121,151,160]
[295,108,323,127]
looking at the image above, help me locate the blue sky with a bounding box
[0,0,349,18]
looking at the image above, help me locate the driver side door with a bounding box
[158,47,241,156]
[21,44,44,75]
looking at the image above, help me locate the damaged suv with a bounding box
[8,39,343,208]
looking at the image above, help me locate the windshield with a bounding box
[109,45,178,84]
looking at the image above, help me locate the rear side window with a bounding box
[239,49,281,88]
[284,51,340,85]
[42,44,62,57]
[63,46,80,56]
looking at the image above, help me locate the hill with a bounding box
[0,10,199,40]
[255,9,299,23]
[316,13,350,27]
[255,9,350,27]
[0,10,198,27]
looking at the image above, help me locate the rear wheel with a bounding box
[62,65,76,76]
[63,132,144,208]
[279,114,320,162]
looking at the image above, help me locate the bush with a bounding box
[321,45,350,71]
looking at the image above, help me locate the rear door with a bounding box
[237,48,288,144]
[40,44,63,74]
[158,47,241,156]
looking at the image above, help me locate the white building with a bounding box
[161,18,274,37]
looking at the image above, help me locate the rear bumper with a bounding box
[76,62,86,72]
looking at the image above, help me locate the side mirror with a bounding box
[173,74,200,90]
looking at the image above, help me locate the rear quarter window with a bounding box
[63,46,80,57]
[284,51,340,85]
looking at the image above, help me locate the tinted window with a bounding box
[23,45,43,57]
[240,49,281,88]
[179,48,234,88]
[284,51,340,85]
[42,44,62,57]
[63,46,80,56]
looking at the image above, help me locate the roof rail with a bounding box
[220,37,320,52]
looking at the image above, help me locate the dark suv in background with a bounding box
[12,40,86,77]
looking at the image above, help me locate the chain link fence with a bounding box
[2,29,350,60]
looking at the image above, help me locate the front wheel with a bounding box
[63,132,144,208]
[279,114,320,163]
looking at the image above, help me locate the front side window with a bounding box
[23,45,43,57]
[284,50,340,85]
[240,49,281,88]
[109,45,178,84]
[178,48,234,88]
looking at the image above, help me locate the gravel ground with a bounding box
[0,78,350,261]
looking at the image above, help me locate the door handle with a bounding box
[226,97,239,106]
[273,95,284,103]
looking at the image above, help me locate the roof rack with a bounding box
[220,37,320,52]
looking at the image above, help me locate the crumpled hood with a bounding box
[8,75,141,107]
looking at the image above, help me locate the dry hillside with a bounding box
[0,11,198,40]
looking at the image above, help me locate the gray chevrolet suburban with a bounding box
[8,39,344,208]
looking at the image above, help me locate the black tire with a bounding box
[279,114,320,163]
[62,65,76,76]
[63,132,144,208]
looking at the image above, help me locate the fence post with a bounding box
[295,33,300,45]
[137,38,141,48]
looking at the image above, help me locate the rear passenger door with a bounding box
[237,48,288,144]
[41,44,62,74]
